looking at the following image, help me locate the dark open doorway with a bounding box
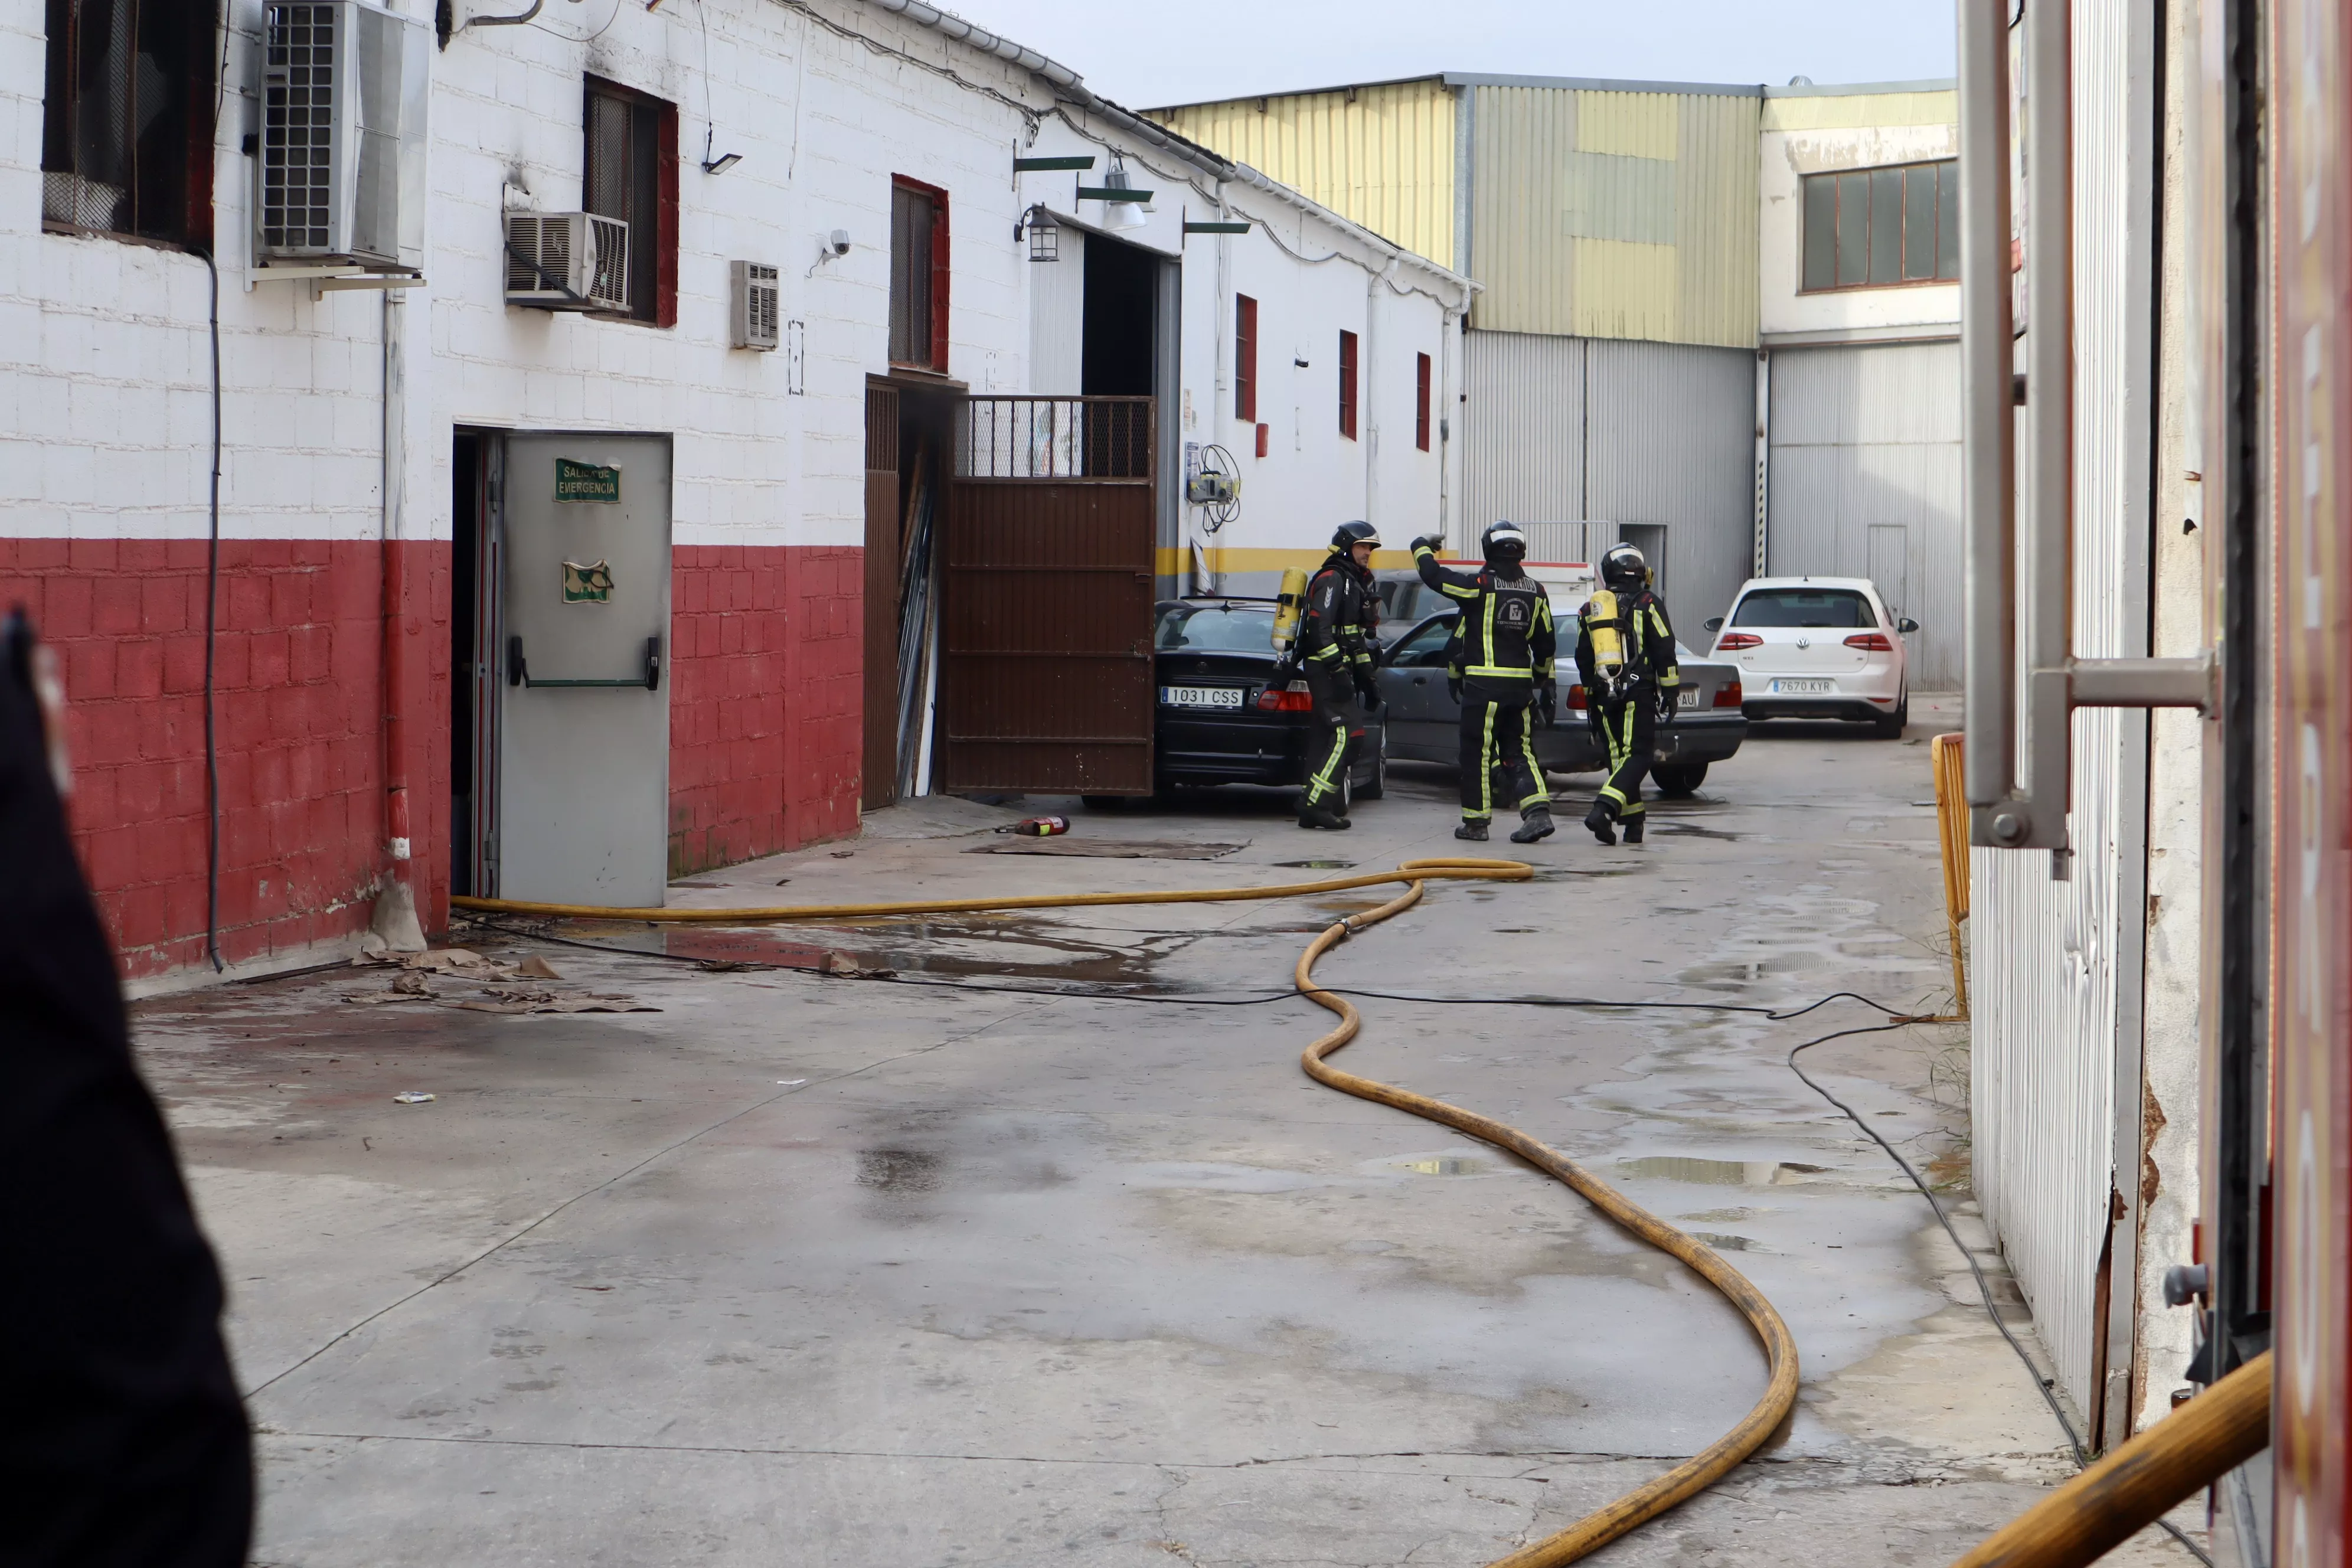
[450,430,489,896]
[861,378,960,810]
[1082,231,1159,397]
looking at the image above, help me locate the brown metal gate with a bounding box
[937,396,1156,795]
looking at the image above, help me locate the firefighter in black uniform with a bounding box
[1407,524,1557,844]
[1574,543,1680,845]
[1295,521,1383,831]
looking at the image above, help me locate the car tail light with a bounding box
[1714,680,1743,707]
[1843,632,1895,652]
[1566,684,1588,710]
[1716,632,1762,651]
[1257,681,1314,713]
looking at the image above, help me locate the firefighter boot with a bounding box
[1510,806,1556,844]
[1298,799,1351,831]
[1583,796,1618,846]
[1454,819,1489,842]
[1622,814,1645,845]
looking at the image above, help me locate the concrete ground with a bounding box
[133,695,2208,1566]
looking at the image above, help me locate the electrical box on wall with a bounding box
[254,0,430,270]
[505,212,629,312]
[730,261,780,350]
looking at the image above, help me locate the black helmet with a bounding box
[1600,543,1647,592]
[1482,522,1528,569]
[1331,520,1381,553]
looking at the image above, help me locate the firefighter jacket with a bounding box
[1412,544,1556,695]
[1573,586,1681,703]
[1299,553,1379,676]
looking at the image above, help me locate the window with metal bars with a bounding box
[41,0,217,247]
[1799,159,1959,292]
[583,76,677,324]
[1234,295,1257,422]
[1337,329,1358,441]
[890,177,949,372]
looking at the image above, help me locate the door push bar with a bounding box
[1960,0,2213,855]
[507,635,662,692]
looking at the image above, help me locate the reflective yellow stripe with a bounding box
[1479,703,1498,818]
[1465,665,1533,678]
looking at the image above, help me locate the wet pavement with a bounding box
[133,695,2206,1566]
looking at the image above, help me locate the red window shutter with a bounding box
[1415,352,1432,451]
[1236,295,1257,422]
[929,186,950,372]
[1338,330,1358,440]
[655,99,679,328]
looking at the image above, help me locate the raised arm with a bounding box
[1408,537,1484,600]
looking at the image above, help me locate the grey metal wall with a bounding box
[1765,340,1964,686]
[1464,329,1755,633]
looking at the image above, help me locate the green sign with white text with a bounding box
[554,458,620,504]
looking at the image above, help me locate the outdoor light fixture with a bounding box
[1099,155,1149,231]
[1028,207,1059,262]
[700,126,741,175]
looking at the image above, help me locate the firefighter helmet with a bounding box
[1482,522,1528,568]
[1600,543,1648,592]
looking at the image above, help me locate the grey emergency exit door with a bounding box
[498,433,672,906]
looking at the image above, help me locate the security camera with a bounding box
[827,230,851,256]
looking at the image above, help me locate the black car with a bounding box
[1123,599,1387,808]
[1374,612,1747,795]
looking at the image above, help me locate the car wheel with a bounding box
[1652,762,1707,798]
[1871,692,1907,739]
[1336,757,1355,815]
[1357,724,1389,800]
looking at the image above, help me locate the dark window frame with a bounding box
[1414,351,1432,452]
[1798,159,1959,295]
[1337,329,1359,441]
[41,0,219,251]
[1234,294,1257,422]
[890,175,951,374]
[583,74,678,326]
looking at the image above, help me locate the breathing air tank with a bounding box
[1270,566,1310,652]
[1586,589,1628,687]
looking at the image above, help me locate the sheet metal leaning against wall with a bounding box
[1970,0,2150,1420]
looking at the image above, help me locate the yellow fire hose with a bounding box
[1946,1350,2271,1568]
[456,856,1801,1564]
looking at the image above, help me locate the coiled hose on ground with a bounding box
[455,858,1803,1564]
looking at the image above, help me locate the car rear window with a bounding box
[1157,605,1277,652]
[1730,589,1878,629]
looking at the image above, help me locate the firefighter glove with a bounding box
[1353,668,1380,707]
[1655,687,1678,721]
[1409,535,1439,554]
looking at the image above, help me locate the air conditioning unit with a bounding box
[505,212,630,312]
[254,0,429,269]
[730,261,780,350]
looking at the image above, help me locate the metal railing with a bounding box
[956,396,1155,483]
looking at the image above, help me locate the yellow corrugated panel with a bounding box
[1761,90,1959,132]
[1567,239,1678,338]
[1674,92,1760,347]
[1147,80,1458,267]
[1572,91,1677,160]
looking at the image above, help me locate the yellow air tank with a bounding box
[1270,566,1310,652]
[1587,588,1628,680]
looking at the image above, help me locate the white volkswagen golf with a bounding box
[1704,577,1915,738]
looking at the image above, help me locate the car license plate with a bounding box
[1773,678,1833,694]
[1677,689,1701,709]
[1162,685,1243,709]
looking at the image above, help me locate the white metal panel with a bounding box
[1969,0,2146,1416]
[1584,338,1757,630]
[1765,340,1964,685]
[1027,227,1084,396]
[1462,330,1587,537]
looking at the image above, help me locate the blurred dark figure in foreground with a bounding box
[0,609,253,1566]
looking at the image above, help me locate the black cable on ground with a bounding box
[1788,1031,2217,1567]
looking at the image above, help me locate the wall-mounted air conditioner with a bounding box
[505,212,630,312]
[730,262,780,349]
[254,0,429,270]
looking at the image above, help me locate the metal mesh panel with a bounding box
[586,213,629,310]
[262,2,339,251]
[956,398,1153,482]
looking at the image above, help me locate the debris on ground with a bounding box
[338,946,653,1011]
[976,838,1243,860]
[458,990,658,1015]
[391,1092,435,1105]
[816,951,897,979]
[515,955,563,979]
[829,850,855,858]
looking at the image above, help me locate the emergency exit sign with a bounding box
[554,458,620,503]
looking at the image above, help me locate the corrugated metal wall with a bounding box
[1970,0,2147,1414]
[1464,330,1755,628]
[1467,86,1760,347]
[1765,340,1964,686]
[1146,80,1458,267]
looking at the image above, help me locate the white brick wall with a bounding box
[1,0,1462,557]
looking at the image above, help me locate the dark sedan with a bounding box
[1374,612,1746,795]
[1115,599,1386,809]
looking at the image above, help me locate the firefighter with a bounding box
[1407,525,1557,843]
[1574,543,1680,845]
[1295,521,1384,830]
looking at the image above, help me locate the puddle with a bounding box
[1618,1157,1831,1186]
[1273,859,1357,870]
[857,1148,942,1194]
[565,914,1193,987]
[1396,1157,1487,1177]
[1652,821,1742,842]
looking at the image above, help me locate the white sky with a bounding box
[938,1,1959,110]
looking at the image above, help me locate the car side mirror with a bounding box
[1897,617,1919,634]
[1703,616,1723,633]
